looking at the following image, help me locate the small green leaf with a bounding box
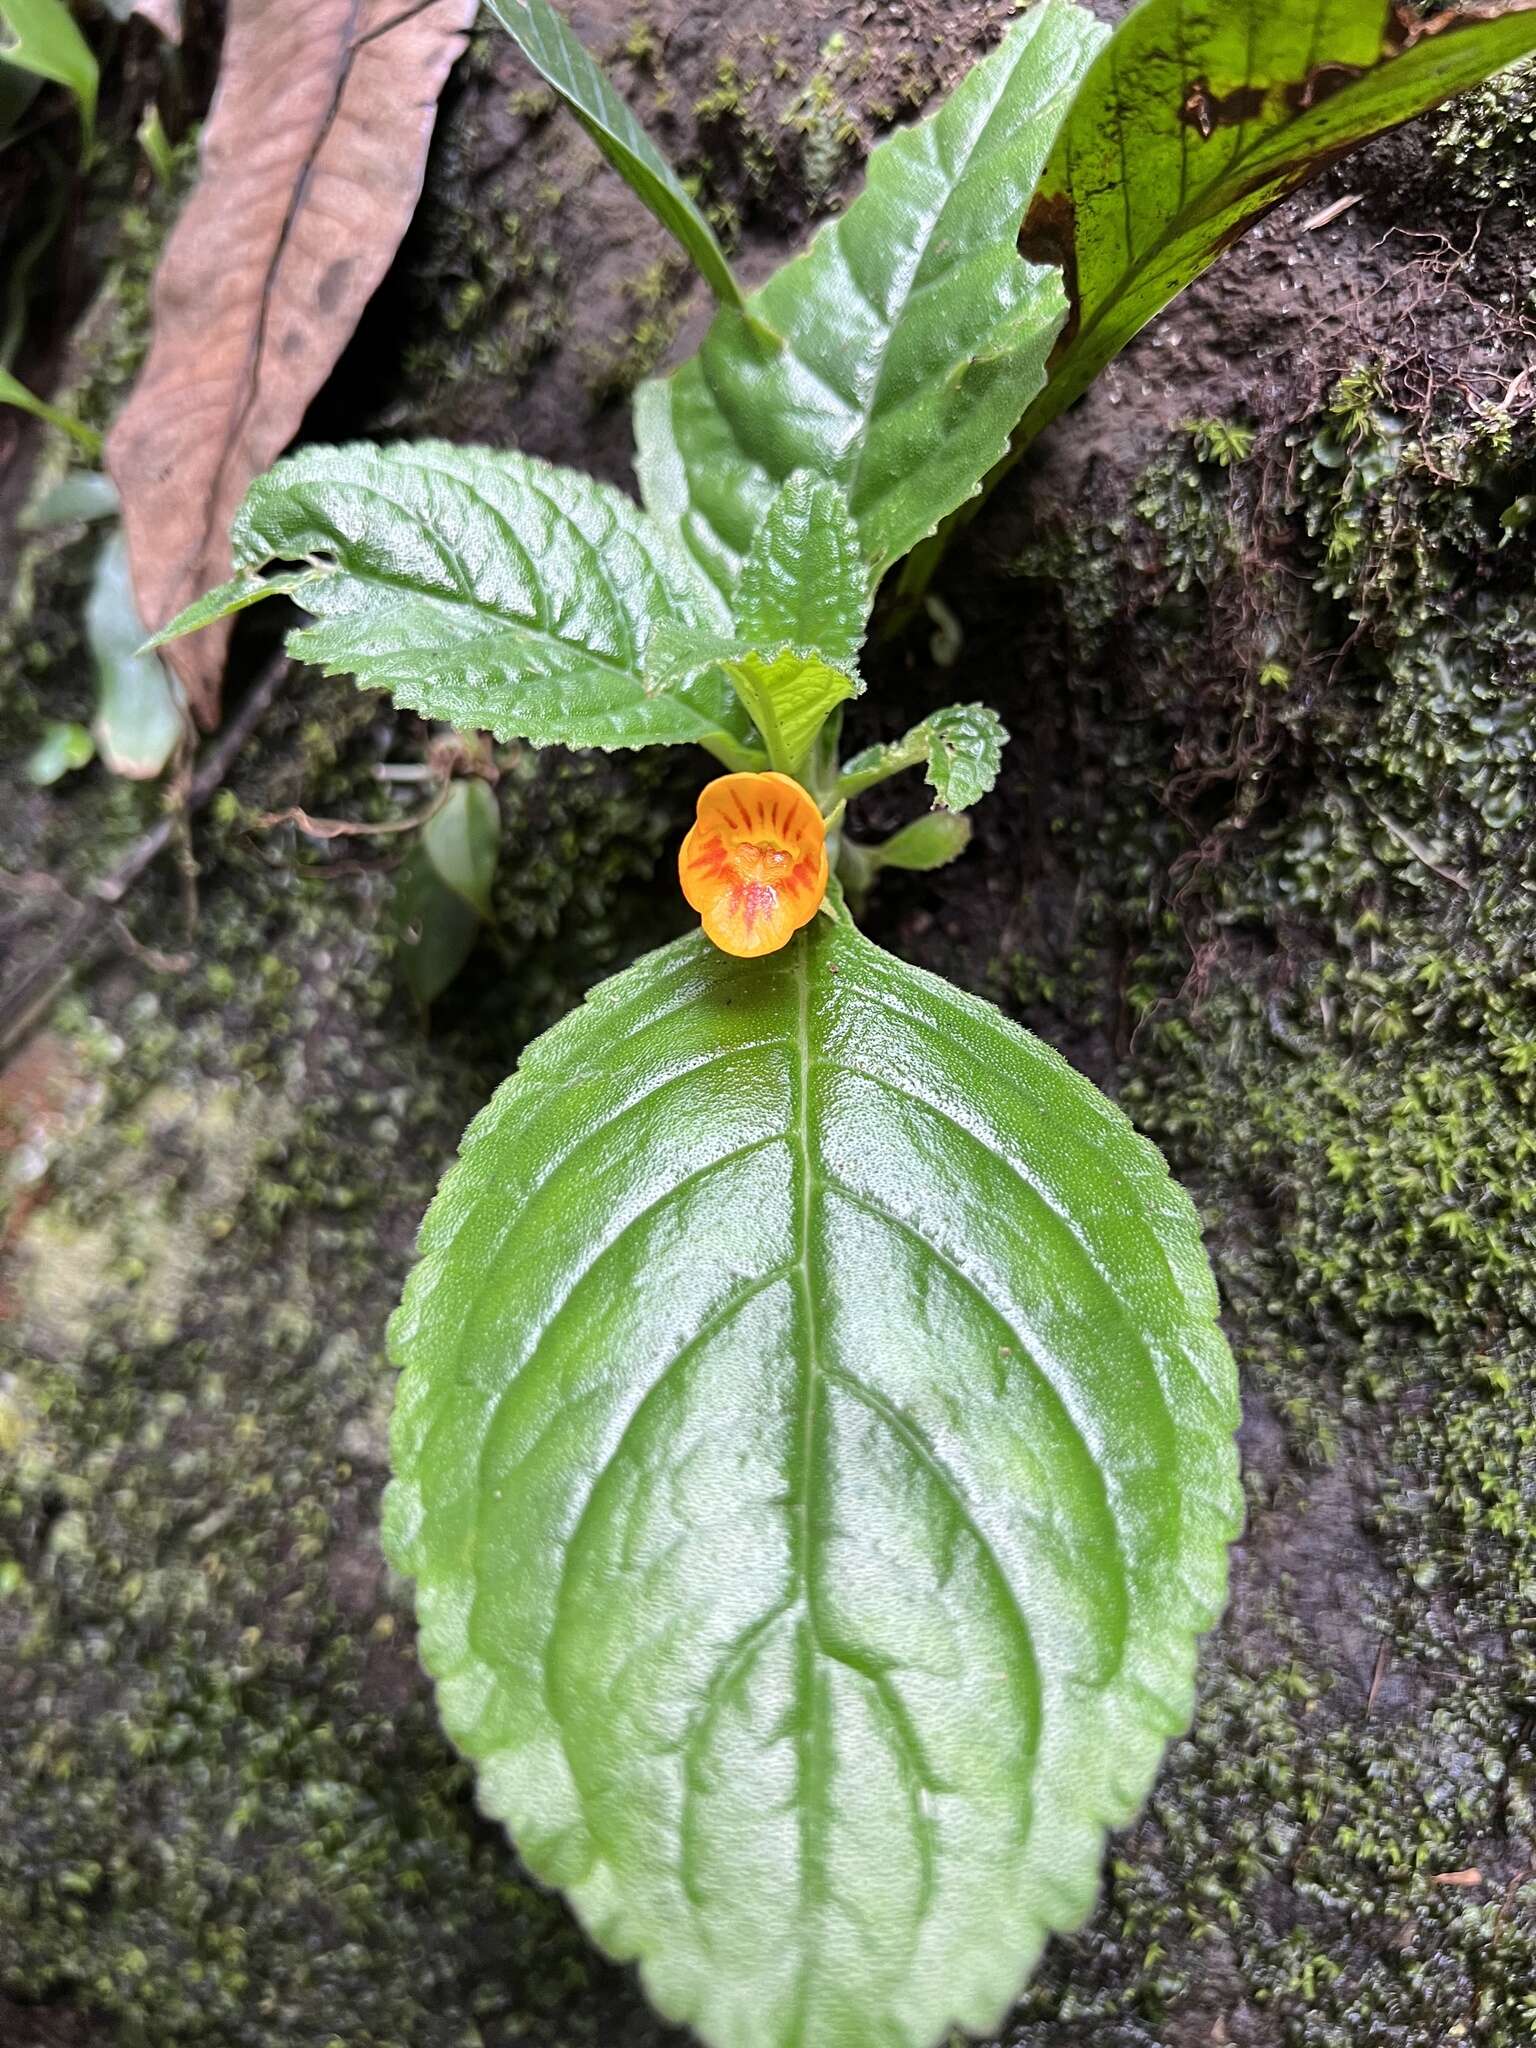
[634,0,1106,598]
[840,703,1007,813]
[25,719,94,786]
[840,811,974,907]
[721,647,859,778]
[485,0,744,313]
[386,917,1241,2048]
[921,703,1007,810]
[872,808,973,872]
[140,566,336,652]
[734,473,869,664]
[394,779,501,1008]
[395,874,480,1009]
[137,101,175,188]
[0,364,101,456]
[423,777,500,921]
[19,469,119,532]
[88,532,184,780]
[196,441,759,763]
[647,621,859,777]
[0,0,96,153]
[1018,0,1536,448]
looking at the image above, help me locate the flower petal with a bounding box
[678,772,828,959]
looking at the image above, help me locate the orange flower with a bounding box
[679,771,829,959]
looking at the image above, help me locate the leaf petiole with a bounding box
[835,730,927,802]
[699,730,770,775]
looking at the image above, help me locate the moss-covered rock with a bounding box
[978,357,1536,2045]
[6,10,1536,2048]
[0,713,712,2048]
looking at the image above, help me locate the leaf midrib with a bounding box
[1070,6,1414,371]
[788,937,831,1975]
[269,450,709,692]
[839,8,1067,524]
[466,933,1157,2003]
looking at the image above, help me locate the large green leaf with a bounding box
[153,442,762,764]
[485,0,744,314]
[633,0,1107,600]
[386,915,1241,2048]
[1020,0,1536,445]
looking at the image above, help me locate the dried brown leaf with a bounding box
[107,0,476,728]
[132,0,182,45]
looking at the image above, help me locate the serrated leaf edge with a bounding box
[383,924,1242,2048]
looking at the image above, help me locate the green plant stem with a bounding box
[807,707,843,805]
[835,730,925,801]
[0,363,101,454]
[700,730,769,774]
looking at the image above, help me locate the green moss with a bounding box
[1433,56,1536,301]
[692,55,781,203]
[993,347,1536,2040]
[780,35,866,210]
[0,700,706,2045]
[392,130,567,417]
[580,254,691,405]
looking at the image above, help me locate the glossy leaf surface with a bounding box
[720,649,859,777]
[633,0,1106,598]
[387,916,1241,2048]
[873,809,973,873]
[485,0,744,312]
[733,473,869,664]
[161,442,759,761]
[648,626,858,778]
[1018,0,1536,444]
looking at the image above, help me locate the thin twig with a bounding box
[254,781,447,840]
[94,653,289,905]
[1300,192,1364,234]
[0,655,290,1061]
[1366,1638,1391,1716]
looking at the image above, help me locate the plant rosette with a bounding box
[147,2,1536,2043]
